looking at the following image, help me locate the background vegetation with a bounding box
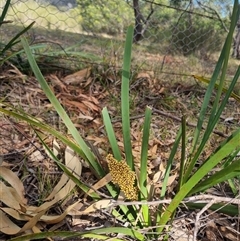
[5,0,234,57]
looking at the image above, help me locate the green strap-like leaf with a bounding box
[121,26,134,170]
[158,128,240,231]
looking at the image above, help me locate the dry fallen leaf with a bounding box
[63,68,91,85]
[49,74,69,92]
[0,167,27,204]
[82,199,113,214]
[0,210,23,235]
[0,144,83,236]
[86,173,112,196]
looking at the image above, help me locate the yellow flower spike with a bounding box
[106,154,138,200]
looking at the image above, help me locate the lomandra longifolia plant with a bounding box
[0,0,239,240]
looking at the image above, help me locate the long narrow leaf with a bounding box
[190,47,224,155]
[0,107,86,158]
[139,107,152,227]
[156,125,182,227]
[193,75,240,102]
[184,66,240,182]
[36,130,100,199]
[121,26,134,170]
[9,227,145,241]
[0,44,46,66]
[0,0,11,23]
[21,37,105,178]
[158,128,240,232]
[186,203,238,216]
[178,116,186,190]
[210,3,239,115]
[189,158,240,195]
[1,22,35,55]
[160,127,182,200]
[139,107,152,197]
[102,107,122,161]
[184,1,240,182]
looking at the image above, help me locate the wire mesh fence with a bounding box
[2,0,238,78]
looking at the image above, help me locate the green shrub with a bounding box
[170,13,228,55]
[77,0,133,35]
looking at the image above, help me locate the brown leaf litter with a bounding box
[0,63,240,239]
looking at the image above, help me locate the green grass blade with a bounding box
[189,158,240,195]
[209,3,239,116]
[193,75,240,102]
[0,0,11,23]
[223,148,240,167]
[9,227,145,241]
[186,203,239,216]
[222,147,240,195]
[178,116,186,190]
[157,128,240,232]
[1,22,35,55]
[190,128,240,187]
[36,130,100,199]
[190,49,224,155]
[184,66,240,182]
[0,106,86,157]
[46,50,100,60]
[121,26,134,170]
[161,127,182,200]
[184,0,240,182]
[102,107,122,161]
[139,106,152,227]
[21,37,104,178]
[139,107,152,198]
[0,44,46,65]
[156,125,182,227]
[228,178,239,195]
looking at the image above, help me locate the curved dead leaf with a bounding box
[45,145,82,201]
[35,147,82,212]
[82,100,100,112]
[0,210,22,235]
[63,68,91,85]
[0,145,83,237]
[0,166,26,204]
[0,197,45,236]
[34,179,76,213]
[64,146,82,176]
[44,174,69,202]
[87,173,112,196]
[82,199,113,214]
[38,201,80,224]
[0,182,26,210]
[1,207,31,221]
[19,210,46,233]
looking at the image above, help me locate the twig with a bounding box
[152,107,228,138]
[193,199,216,241]
[109,194,240,206]
[196,0,229,33]
[99,114,146,130]
[111,114,145,123]
[0,20,12,25]
[144,0,227,21]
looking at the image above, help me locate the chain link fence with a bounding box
[2,0,238,77]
